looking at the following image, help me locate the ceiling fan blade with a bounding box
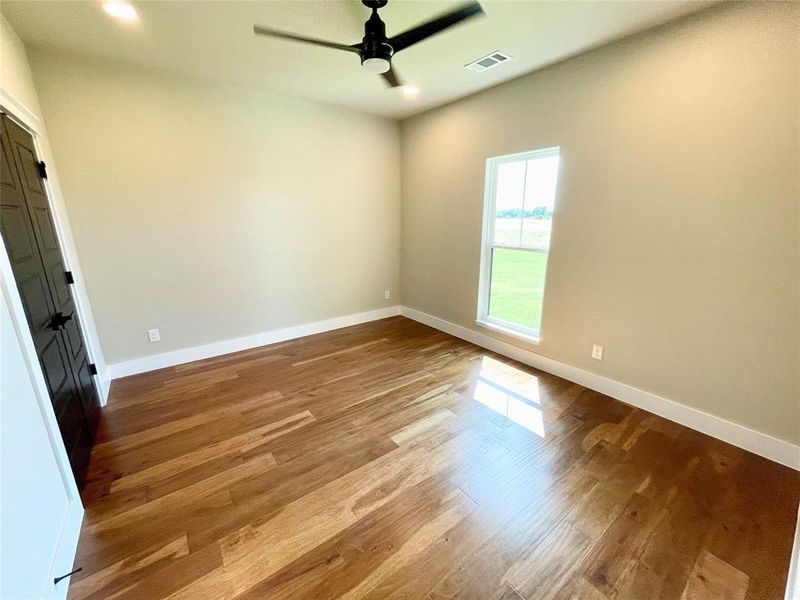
[381,66,403,88]
[389,2,484,53]
[253,25,361,54]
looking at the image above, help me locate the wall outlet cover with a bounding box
[147,329,161,343]
[592,344,603,360]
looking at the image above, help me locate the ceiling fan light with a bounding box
[362,57,391,74]
[103,1,139,21]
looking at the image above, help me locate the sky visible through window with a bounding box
[493,155,560,250]
[495,155,560,214]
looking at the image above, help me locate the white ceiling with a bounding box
[2,0,714,119]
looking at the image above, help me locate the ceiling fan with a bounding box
[253,0,484,88]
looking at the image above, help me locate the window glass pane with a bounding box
[482,147,559,335]
[493,160,526,245]
[521,155,559,250]
[488,247,548,332]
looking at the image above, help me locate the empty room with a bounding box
[1,0,798,598]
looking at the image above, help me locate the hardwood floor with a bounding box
[69,316,799,600]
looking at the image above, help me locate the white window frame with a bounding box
[476,146,560,343]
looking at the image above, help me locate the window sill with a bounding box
[475,318,541,345]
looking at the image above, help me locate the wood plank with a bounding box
[291,338,388,366]
[493,582,526,600]
[109,411,314,493]
[67,536,189,600]
[552,573,609,600]
[428,466,598,599]
[87,454,276,532]
[578,493,667,598]
[334,489,475,600]
[680,549,749,600]
[505,520,593,600]
[390,407,456,444]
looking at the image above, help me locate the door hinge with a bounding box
[89,363,98,376]
[65,270,75,284]
[37,161,47,179]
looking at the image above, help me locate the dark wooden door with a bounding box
[0,112,99,487]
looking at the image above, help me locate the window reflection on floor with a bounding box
[472,357,545,437]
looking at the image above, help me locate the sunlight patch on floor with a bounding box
[473,356,545,437]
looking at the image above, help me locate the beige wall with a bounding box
[1,14,39,112]
[1,14,107,380]
[28,50,401,365]
[401,3,799,444]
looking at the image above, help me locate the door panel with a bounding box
[13,257,53,332]
[0,137,16,187]
[63,314,84,360]
[15,142,45,195]
[32,207,59,249]
[0,206,36,261]
[0,112,99,487]
[37,334,74,421]
[76,355,98,418]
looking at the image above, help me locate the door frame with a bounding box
[1,94,88,598]
[0,91,108,403]
[1,251,85,600]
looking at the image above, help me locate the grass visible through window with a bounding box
[488,248,548,332]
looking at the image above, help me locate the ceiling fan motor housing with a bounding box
[361,9,394,67]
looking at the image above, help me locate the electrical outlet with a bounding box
[147,328,161,343]
[591,344,603,360]
[384,290,391,300]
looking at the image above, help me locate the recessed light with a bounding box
[103,2,139,22]
[402,85,419,97]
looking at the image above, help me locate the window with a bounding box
[477,147,560,340]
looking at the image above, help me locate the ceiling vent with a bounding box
[464,51,512,73]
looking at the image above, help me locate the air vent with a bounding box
[464,51,512,73]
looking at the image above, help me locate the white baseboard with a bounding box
[48,499,83,600]
[787,505,800,600]
[96,377,111,406]
[400,306,800,471]
[105,306,401,380]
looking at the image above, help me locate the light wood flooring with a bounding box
[69,316,800,600]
